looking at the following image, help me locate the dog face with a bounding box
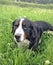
[12,18,32,42]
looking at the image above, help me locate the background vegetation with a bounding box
[0,0,53,65]
[0,0,53,4]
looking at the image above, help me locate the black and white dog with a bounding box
[12,18,53,50]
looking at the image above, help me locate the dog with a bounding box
[12,17,53,51]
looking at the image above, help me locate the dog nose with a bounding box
[15,35,20,40]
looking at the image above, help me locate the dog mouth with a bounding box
[14,37,20,42]
[14,36,30,48]
[16,39,21,42]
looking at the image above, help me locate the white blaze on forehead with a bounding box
[14,18,25,41]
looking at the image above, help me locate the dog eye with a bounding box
[15,24,19,27]
[15,25,18,27]
[22,22,27,29]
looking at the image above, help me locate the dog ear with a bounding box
[32,28,37,39]
[29,24,37,39]
[29,26,42,50]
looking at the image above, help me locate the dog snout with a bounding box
[15,35,20,40]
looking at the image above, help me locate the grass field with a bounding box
[0,4,53,65]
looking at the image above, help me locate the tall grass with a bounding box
[0,5,53,65]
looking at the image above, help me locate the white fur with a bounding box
[14,18,25,41]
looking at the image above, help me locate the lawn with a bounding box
[0,5,53,65]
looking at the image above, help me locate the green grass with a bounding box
[0,5,53,65]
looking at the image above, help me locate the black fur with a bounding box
[12,18,53,51]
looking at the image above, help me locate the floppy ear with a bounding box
[28,25,38,50]
[29,26,43,51]
[29,24,37,39]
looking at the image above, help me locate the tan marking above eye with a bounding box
[15,21,19,26]
[22,22,26,26]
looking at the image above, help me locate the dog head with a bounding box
[12,18,33,43]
